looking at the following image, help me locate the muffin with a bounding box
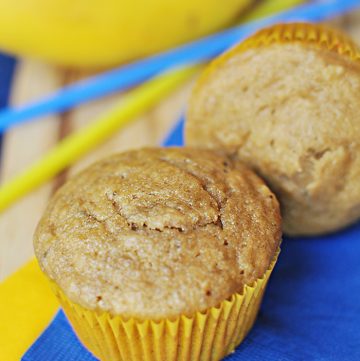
[186,22,360,236]
[34,147,281,361]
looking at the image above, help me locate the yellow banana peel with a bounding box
[0,0,252,68]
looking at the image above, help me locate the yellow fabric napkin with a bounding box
[0,259,58,361]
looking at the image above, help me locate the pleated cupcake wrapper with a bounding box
[201,22,360,88]
[50,250,279,361]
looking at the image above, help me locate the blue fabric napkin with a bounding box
[23,119,360,360]
[0,52,16,149]
[0,54,16,106]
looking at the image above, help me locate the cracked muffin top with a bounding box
[34,147,281,319]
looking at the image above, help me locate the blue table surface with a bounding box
[0,52,359,361]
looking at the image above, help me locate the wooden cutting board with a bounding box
[1,12,360,280]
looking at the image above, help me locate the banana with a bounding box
[0,0,252,68]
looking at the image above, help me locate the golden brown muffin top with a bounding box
[34,147,281,319]
[186,24,360,236]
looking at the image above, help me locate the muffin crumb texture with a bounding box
[186,41,360,235]
[34,147,281,319]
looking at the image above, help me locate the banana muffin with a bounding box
[34,147,281,361]
[186,23,360,236]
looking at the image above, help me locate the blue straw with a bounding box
[0,0,359,132]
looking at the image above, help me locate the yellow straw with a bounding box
[0,66,198,213]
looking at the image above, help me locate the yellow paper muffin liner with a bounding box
[50,250,279,361]
[198,22,360,88]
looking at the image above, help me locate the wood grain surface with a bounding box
[1,13,359,280]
